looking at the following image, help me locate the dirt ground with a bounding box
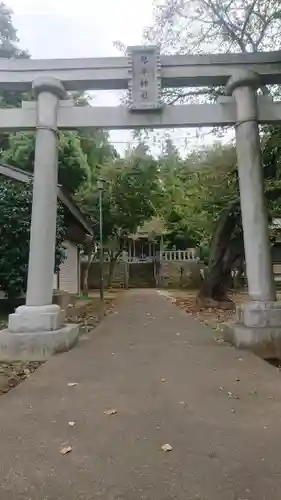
[161,289,248,332]
[0,291,119,397]
[163,289,281,354]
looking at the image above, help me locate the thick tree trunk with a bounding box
[198,260,233,303]
[197,201,242,307]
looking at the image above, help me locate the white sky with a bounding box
[8,0,156,151]
[8,0,225,154]
[10,0,153,58]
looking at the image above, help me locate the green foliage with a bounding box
[57,133,90,194]
[0,2,30,152]
[3,126,118,196]
[158,142,239,246]
[0,180,67,298]
[77,149,161,257]
[0,2,29,61]
[79,128,118,167]
[3,132,90,195]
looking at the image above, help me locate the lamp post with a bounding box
[97,178,104,312]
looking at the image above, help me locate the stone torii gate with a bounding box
[1,47,281,360]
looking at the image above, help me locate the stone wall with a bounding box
[81,261,127,289]
[159,261,204,289]
[129,263,155,288]
[82,260,204,290]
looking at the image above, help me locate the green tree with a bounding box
[157,138,281,302]
[160,143,238,247]
[0,180,67,298]
[3,132,90,195]
[0,2,30,152]
[68,92,118,176]
[145,0,281,302]
[0,2,28,61]
[0,4,120,297]
[77,151,161,286]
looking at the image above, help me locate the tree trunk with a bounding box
[107,251,122,288]
[82,250,94,296]
[107,258,117,288]
[197,201,242,307]
[83,267,89,296]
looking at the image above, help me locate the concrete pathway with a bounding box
[0,290,281,500]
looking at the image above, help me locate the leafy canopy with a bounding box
[77,148,161,257]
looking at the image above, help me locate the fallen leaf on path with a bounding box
[161,444,173,452]
[7,377,19,388]
[68,421,76,427]
[104,408,118,416]
[214,337,224,344]
[60,446,73,455]
[67,382,78,387]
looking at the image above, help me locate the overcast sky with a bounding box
[7,0,224,154]
[7,0,155,150]
[9,0,153,58]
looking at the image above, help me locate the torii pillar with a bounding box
[225,69,281,358]
[0,77,79,360]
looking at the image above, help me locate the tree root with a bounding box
[196,295,235,310]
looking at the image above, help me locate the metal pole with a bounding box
[99,186,104,310]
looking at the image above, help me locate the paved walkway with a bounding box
[0,290,281,500]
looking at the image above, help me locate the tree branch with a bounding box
[168,88,211,105]
[240,0,258,41]
[201,0,247,51]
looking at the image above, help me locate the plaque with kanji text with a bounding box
[127,46,162,111]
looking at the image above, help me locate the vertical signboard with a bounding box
[127,46,162,111]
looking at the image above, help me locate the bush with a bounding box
[0,180,67,298]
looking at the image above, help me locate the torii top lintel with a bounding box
[0,49,280,92]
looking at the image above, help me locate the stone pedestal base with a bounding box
[224,301,281,359]
[0,304,80,361]
[0,324,80,361]
[8,304,64,333]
